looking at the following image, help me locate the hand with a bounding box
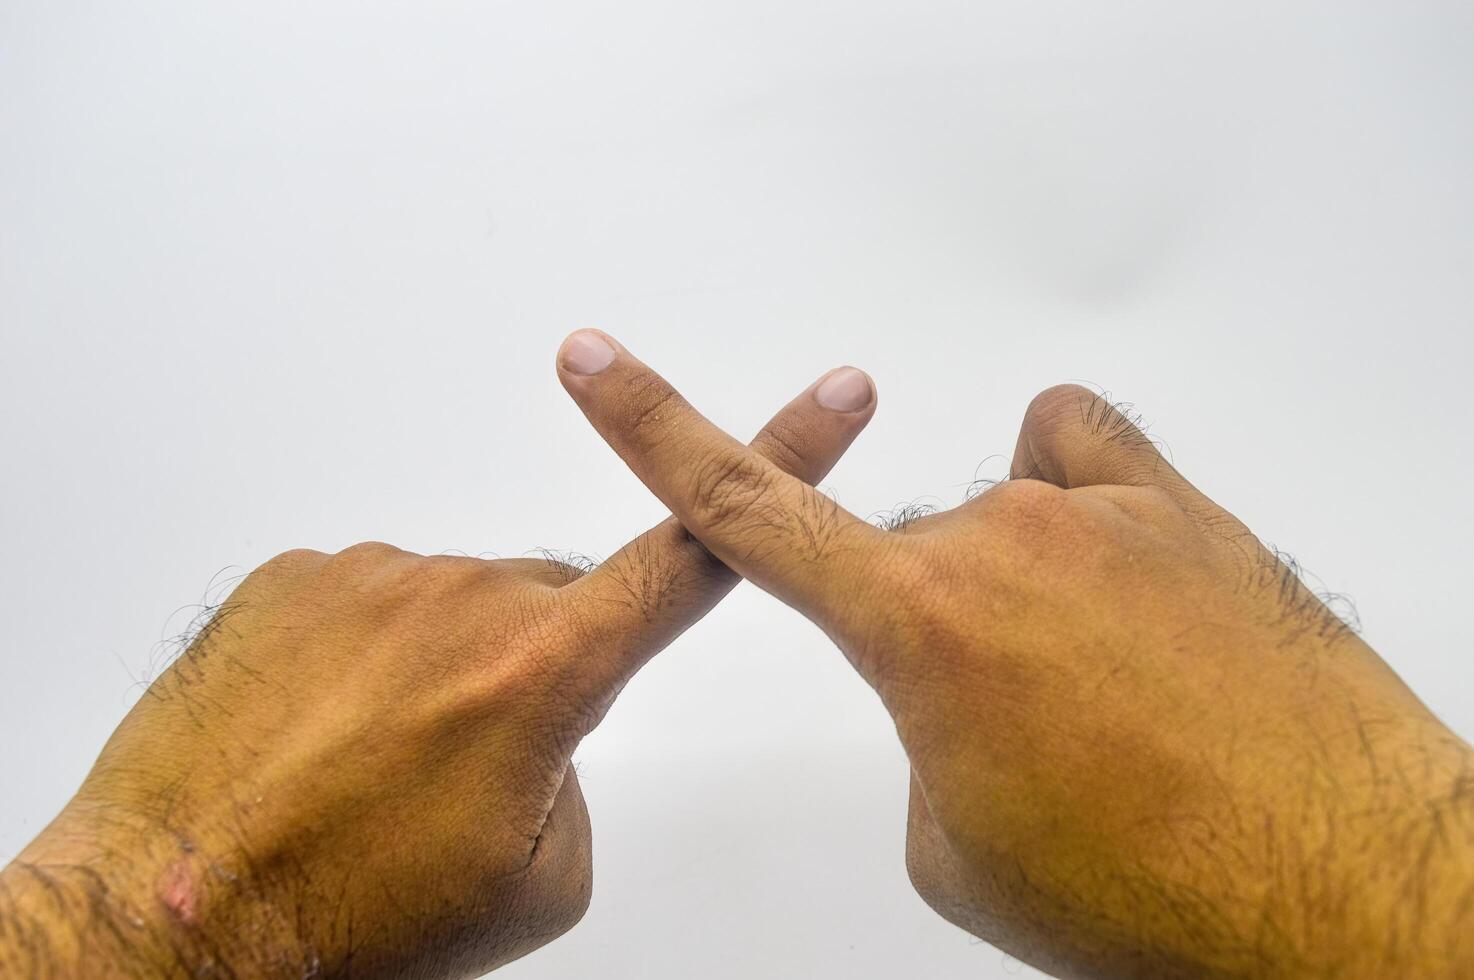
[557,330,1474,979]
[0,363,876,979]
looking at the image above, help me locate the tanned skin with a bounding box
[556,330,1474,979]
[6,332,1472,978]
[0,369,877,979]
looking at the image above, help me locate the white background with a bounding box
[3,2,1472,977]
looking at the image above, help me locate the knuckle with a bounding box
[983,478,1068,525]
[687,448,776,530]
[333,540,405,565]
[626,374,685,443]
[243,548,326,591]
[417,554,498,593]
[752,416,810,474]
[263,547,326,572]
[980,480,1108,556]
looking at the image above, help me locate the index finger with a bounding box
[553,361,878,698]
[555,330,886,621]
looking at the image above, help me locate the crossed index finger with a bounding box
[556,330,886,624]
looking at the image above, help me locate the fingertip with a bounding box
[814,366,877,415]
[557,329,619,378]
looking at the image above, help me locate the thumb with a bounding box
[555,329,887,625]
[1011,385,1205,507]
[1007,385,1253,545]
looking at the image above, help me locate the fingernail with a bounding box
[559,330,617,375]
[815,367,874,412]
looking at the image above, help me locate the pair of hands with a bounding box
[4,331,1471,979]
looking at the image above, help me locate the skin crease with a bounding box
[556,331,1474,979]
[0,367,877,979]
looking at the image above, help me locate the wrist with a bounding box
[1,831,166,979]
[1,803,314,979]
[1290,726,1474,977]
